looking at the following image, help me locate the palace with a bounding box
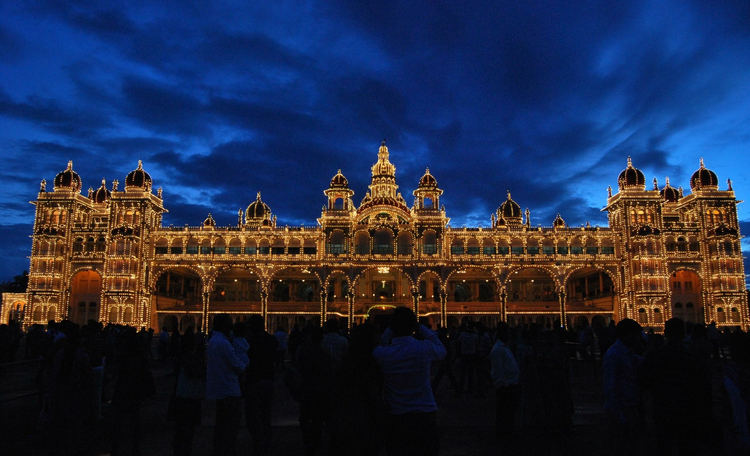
[3,142,748,332]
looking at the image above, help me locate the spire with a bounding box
[137,159,143,170]
[607,186,612,198]
[627,156,632,167]
[665,177,671,187]
[653,177,658,190]
[256,191,262,201]
[67,160,73,170]
[728,178,733,191]
[507,190,512,200]
[700,157,705,169]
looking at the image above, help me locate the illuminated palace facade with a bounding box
[4,142,748,332]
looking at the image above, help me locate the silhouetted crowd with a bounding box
[3,311,750,456]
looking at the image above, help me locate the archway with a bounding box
[268,267,321,331]
[505,267,557,328]
[565,267,617,328]
[446,268,500,328]
[212,267,263,315]
[352,267,413,326]
[154,267,203,312]
[670,269,702,323]
[70,270,102,326]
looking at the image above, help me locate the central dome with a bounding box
[618,157,645,190]
[54,161,82,192]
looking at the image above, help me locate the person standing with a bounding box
[244,315,279,456]
[602,319,645,456]
[372,307,447,456]
[274,326,288,369]
[206,314,248,456]
[321,317,348,368]
[490,323,520,441]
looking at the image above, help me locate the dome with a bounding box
[498,191,522,219]
[203,213,216,227]
[246,192,271,220]
[617,157,645,190]
[330,169,349,188]
[91,178,111,204]
[54,161,82,192]
[125,160,152,191]
[418,168,438,188]
[553,213,566,228]
[690,158,718,190]
[661,177,680,203]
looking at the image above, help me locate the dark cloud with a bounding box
[0,224,33,281]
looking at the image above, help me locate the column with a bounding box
[201,291,209,333]
[412,288,419,318]
[559,291,567,329]
[347,292,355,329]
[500,291,507,323]
[440,291,447,328]
[320,292,327,325]
[261,290,268,331]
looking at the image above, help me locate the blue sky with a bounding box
[1,0,749,283]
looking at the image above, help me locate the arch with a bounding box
[397,231,413,255]
[445,267,498,320]
[373,228,394,255]
[326,271,350,316]
[637,308,647,324]
[670,269,702,323]
[482,238,496,255]
[417,270,442,317]
[351,266,415,325]
[355,230,371,255]
[268,267,322,317]
[70,269,102,325]
[123,306,134,323]
[422,230,437,255]
[466,238,480,255]
[228,238,242,255]
[450,238,464,256]
[287,237,302,256]
[212,267,263,313]
[153,267,204,311]
[328,230,347,255]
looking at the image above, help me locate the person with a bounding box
[244,315,279,456]
[295,325,335,456]
[169,330,206,456]
[490,323,520,441]
[431,327,459,393]
[372,306,447,456]
[330,323,385,456]
[602,319,645,456]
[642,318,710,455]
[321,317,348,368]
[274,326,288,369]
[206,314,248,456]
[457,321,478,395]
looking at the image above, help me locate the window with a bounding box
[170,247,183,254]
[258,246,270,255]
[467,247,480,255]
[288,247,300,255]
[673,281,681,290]
[244,246,257,255]
[601,246,614,255]
[155,247,168,255]
[526,246,539,255]
[511,246,524,255]
[483,246,496,255]
[498,246,509,255]
[451,246,464,255]
[186,246,198,254]
[542,246,555,255]
[229,247,242,254]
[586,246,598,255]
[200,246,211,254]
[214,246,226,255]
[571,246,583,255]
[423,244,437,255]
[557,246,568,255]
[303,247,317,255]
[685,281,693,291]
[271,247,285,255]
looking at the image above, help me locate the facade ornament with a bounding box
[607,186,612,198]
[157,187,163,199]
[40,179,46,192]
[112,179,119,191]
[653,177,658,190]
[728,179,733,191]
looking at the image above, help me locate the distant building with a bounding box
[3,143,747,332]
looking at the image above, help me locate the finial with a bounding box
[256,191,261,201]
[507,190,511,200]
[157,186,163,198]
[425,167,430,174]
[627,156,632,167]
[727,178,733,191]
[137,160,143,170]
[101,178,106,187]
[586,221,591,228]
[382,138,386,146]
[700,157,705,168]
[112,179,119,191]
[40,179,46,192]
[665,177,670,187]
[337,169,341,174]
[653,177,658,190]
[67,160,73,170]
[607,185,612,198]
[678,186,684,197]
[88,187,94,198]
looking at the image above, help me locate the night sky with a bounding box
[1,1,749,283]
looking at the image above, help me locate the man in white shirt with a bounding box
[490,323,520,441]
[373,307,446,456]
[206,314,248,456]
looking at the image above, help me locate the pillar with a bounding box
[440,291,447,328]
[559,291,567,329]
